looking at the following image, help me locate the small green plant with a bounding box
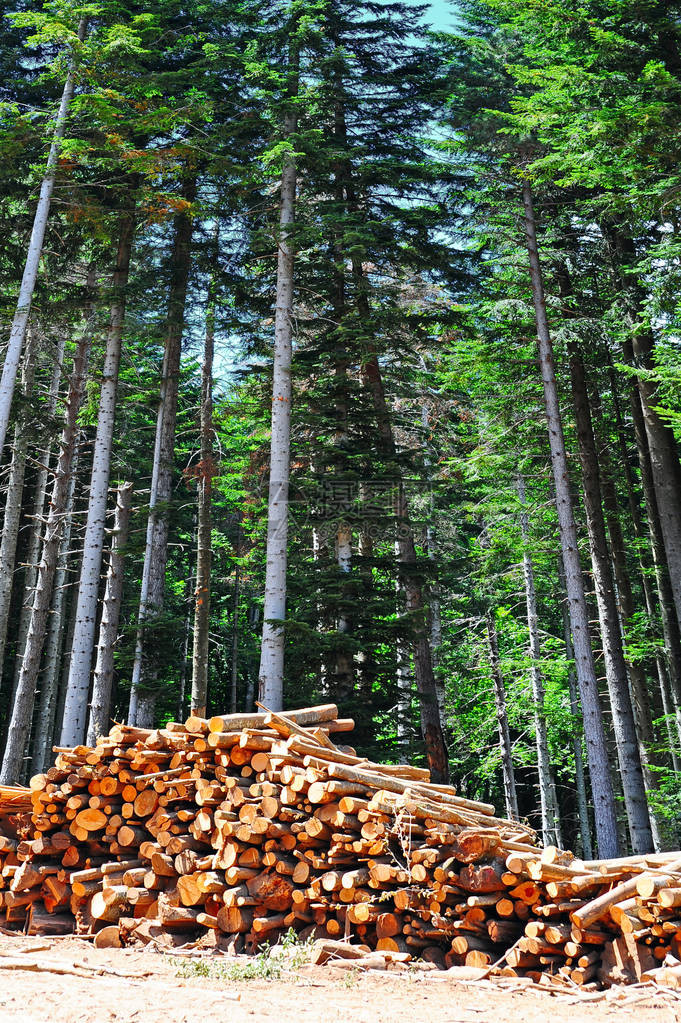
[176,929,316,983]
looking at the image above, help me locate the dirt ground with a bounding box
[1,936,681,1023]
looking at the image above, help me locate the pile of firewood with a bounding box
[1,703,681,990]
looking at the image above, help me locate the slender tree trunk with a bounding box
[230,518,241,715]
[564,336,653,853]
[608,362,681,757]
[557,555,593,857]
[626,372,681,745]
[176,571,194,721]
[30,441,80,775]
[0,333,38,684]
[86,482,132,744]
[420,380,445,723]
[522,181,618,857]
[0,315,91,782]
[258,49,299,711]
[61,215,135,745]
[591,387,665,848]
[486,609,519,820]
[128,180,196,727]
[190,249,215,718]
[517,474,561,846]
[607,228,681,634]
[0,19,87,459]
[360,360,448,781]
[12,337,69,702]
[396,636,412,760]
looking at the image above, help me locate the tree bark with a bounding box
[0,313,91,782]
[607,227,681,635]
[8,334,66,704]
[0,19,87,458]
[557,554,594,859]
[565,335,653,853]
[590,386,666,848]
[486,609,519,821]
[190,241,215,718]
[358,336,448,780]
[258,46,299,711]
[61,213,135,746]
[30,440,80,775]
[608,361,681,760]
[128,179,195,726]
[522,180,618,857]
[230,519,241,715]
[0,332,38,686]
[517,474,561,846]
[87,482,132,744]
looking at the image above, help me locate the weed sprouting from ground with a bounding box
[176,929,316,982]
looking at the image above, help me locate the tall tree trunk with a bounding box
[176,570,194,721]
[0,316,91,782]
[30,440,80,775]
[486,609,519,820]
[361,334,449,781]
[0,332,38,685]
[87,481,132,744]
[190,247,215,718]
[396,635,412,760]
[607,228,681,634]
[522,181,618,857]
[564,336,653,853]
[230,519,241,715]
[9,334,66,704]
[591,386,666,848]
[128,180,196,727]
[0,19,87,458]
[61,213,135,746]
[626,372,681,746]
[608,362,681,758]
[258,48,299,711]
[420,375,445,723]
[517,474,561,846]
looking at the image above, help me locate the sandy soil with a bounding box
[1,936,680,1023]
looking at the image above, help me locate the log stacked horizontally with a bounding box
[1,704,681,990]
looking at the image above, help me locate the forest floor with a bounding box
[1,936,681,1023]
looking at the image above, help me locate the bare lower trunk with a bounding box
[556,556,593,859]
[396,637,411,761]
[190,263,215,718]
[87,482,132,744]
[30,441,80,775]
[607,228,681,635]
[517,474,561,846]
[359,355,448,780]
[0,334,38,683]
[177,573,193,721]
[258,56,298,710]
[565,336,652,853]
[522,181,618,857]
[61,215,135,745]
[334,521,354,704]
[486,609,519,820]
[128,181,195,724]
[0,316,91,783]
[608,361,681,760]
[591,388,665,849]
[230,521,241,715]
[0,20,87,458]
[11,336,67,701]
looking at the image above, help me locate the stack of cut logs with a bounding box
[1,703,681,990]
